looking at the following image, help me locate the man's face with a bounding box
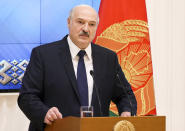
[68,6,98,49]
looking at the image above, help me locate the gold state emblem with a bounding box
[96,20,156,116]
[114,120,135,131]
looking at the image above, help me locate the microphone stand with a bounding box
[90,70,103,117]
[116,73,136,116]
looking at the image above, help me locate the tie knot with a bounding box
[78,50,86,58]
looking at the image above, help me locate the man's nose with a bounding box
[82,23,89,32]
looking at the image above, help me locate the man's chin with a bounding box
[78,39,90,44]
[77,40,90,49]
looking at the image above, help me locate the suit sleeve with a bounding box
[18,47,49,126]
[111,54,137,116]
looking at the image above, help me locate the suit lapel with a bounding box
[58,36,81,104]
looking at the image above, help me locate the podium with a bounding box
[45,116,165,131]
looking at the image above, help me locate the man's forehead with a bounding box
[70,5,99,23]
[75,17,97,23]
[72,13,98,23]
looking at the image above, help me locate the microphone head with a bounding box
[90,70,94,76]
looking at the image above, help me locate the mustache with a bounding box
[79,30,89,37]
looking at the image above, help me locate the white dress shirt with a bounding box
[67,36,94,106]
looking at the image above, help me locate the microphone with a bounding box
[90,70,103,116]
[116,71,136,116]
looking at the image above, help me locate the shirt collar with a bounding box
[67,36,92,60]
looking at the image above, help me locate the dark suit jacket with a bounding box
[18,35,137,131]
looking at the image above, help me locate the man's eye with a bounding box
[89,23,95,26]
[78,21,83,24]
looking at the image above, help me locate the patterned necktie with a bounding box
[77,50,88,106]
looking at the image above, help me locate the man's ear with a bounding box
[67,18,70,27]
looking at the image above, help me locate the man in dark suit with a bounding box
[18,4,137,131]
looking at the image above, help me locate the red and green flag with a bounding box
[94,0,156,116]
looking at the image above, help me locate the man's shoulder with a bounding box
[33,36,68,52]
[38,40,63,49]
